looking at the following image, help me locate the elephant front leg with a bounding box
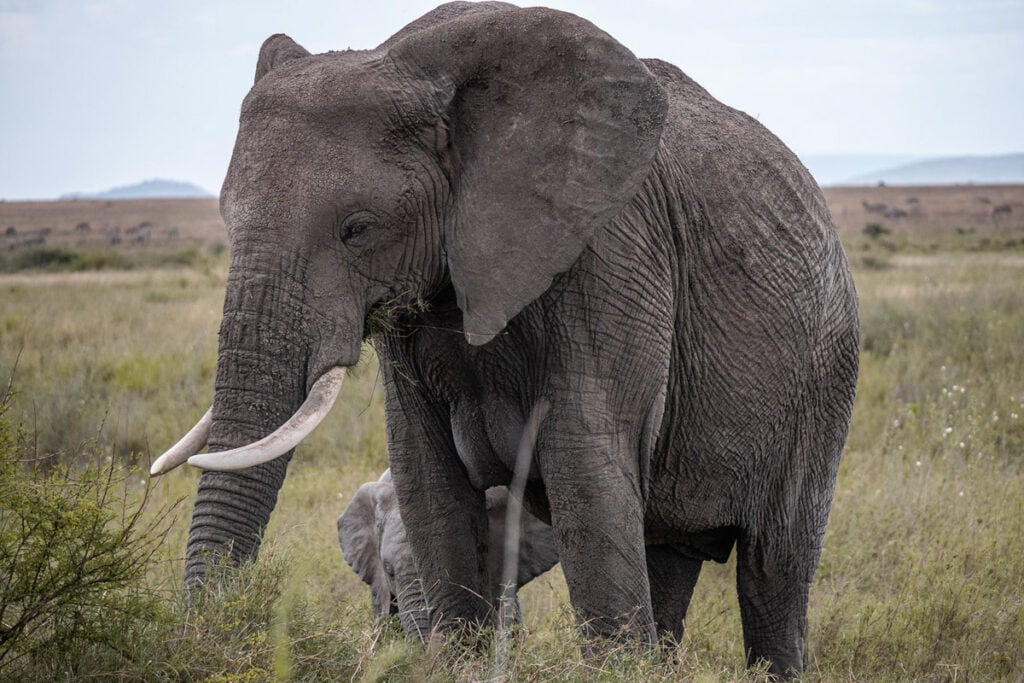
[384,384,491,635]
[541,429,656,648]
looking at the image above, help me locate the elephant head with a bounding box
[337,471,558,638]
[149,2,664,587]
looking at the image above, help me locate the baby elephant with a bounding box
[338,471,559,638]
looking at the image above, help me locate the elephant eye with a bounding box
[382,560,395,577]
[336,211,376,243]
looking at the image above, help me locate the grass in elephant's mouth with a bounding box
[365,290,432,337]
[0,205,1022,680]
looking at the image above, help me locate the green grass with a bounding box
[845,226,1024,273]
[1,228,1022,680]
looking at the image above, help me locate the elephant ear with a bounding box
[486,488,560,588]
[254,34,311,84]
[338,481,392,618]
[389,7,667,345]
[514,503,560,587]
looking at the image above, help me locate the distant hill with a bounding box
[843,154,1024,186]
[61,179,214,200]
[801,155,924,186]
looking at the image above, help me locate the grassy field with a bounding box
[1,187,1023,680]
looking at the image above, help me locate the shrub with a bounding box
[863,222,891,239]
[0,246,128,272]
[0,386,177,678]
[7,246,75,270]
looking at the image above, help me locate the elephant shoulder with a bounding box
[644,58,834,252]
[641,59,712,102]
[642,56,794,173]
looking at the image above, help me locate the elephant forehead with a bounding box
[222,117,418,228]
[225,59,435,207]
[242,50,414,124]
[228,112,385,186]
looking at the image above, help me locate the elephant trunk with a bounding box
[186,457,294,584]
[395,576,431,641]
[184,246,314,585]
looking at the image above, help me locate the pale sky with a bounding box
[1,0,1022,199]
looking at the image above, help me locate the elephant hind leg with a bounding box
[734,534,814,679]
[645,544,702,644]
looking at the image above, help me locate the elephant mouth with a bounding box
[149,366,347,476]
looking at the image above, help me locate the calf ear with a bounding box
[254,34,310,84]
[485,488,560,587]
[514,507,560,587]
[338,481,392,617]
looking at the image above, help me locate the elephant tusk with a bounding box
[150,407,213,476]
[186,366,347,472]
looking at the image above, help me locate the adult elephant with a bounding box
[151,2,859,676]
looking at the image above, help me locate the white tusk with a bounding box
[186,366,347,472]
[150,407,213,476]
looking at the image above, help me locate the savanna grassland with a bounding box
[1,186,1023,681]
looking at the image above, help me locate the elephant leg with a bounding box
[736,387,850,677]
[381,369,491,633]
[390,445,490,632]
[541,432,655,647]
[645,545,702,644]
[734,533,815,679]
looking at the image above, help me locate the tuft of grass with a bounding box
[138,550,363,682]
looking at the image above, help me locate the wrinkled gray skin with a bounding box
[337,471,558,639]
[183,2,858,677]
